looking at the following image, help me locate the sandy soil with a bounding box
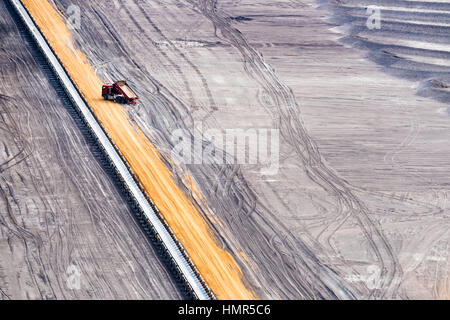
[15,0,450,299]
[0,0,181,299]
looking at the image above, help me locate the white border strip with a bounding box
[9,0,211,300]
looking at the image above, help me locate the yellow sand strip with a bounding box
[22,0,256,299]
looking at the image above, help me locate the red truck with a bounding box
[102,80,139,105]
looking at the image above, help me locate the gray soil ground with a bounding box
[322,0,450,104]
[52,0,450,299]
[0,0,181,299]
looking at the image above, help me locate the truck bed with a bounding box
[117,81,137,98]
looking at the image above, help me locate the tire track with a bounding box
[188,0,403,298]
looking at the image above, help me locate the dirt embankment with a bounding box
[21,0,256,300]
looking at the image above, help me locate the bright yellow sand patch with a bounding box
[22,0,256,299]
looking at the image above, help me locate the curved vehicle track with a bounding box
[322,0,450,103]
